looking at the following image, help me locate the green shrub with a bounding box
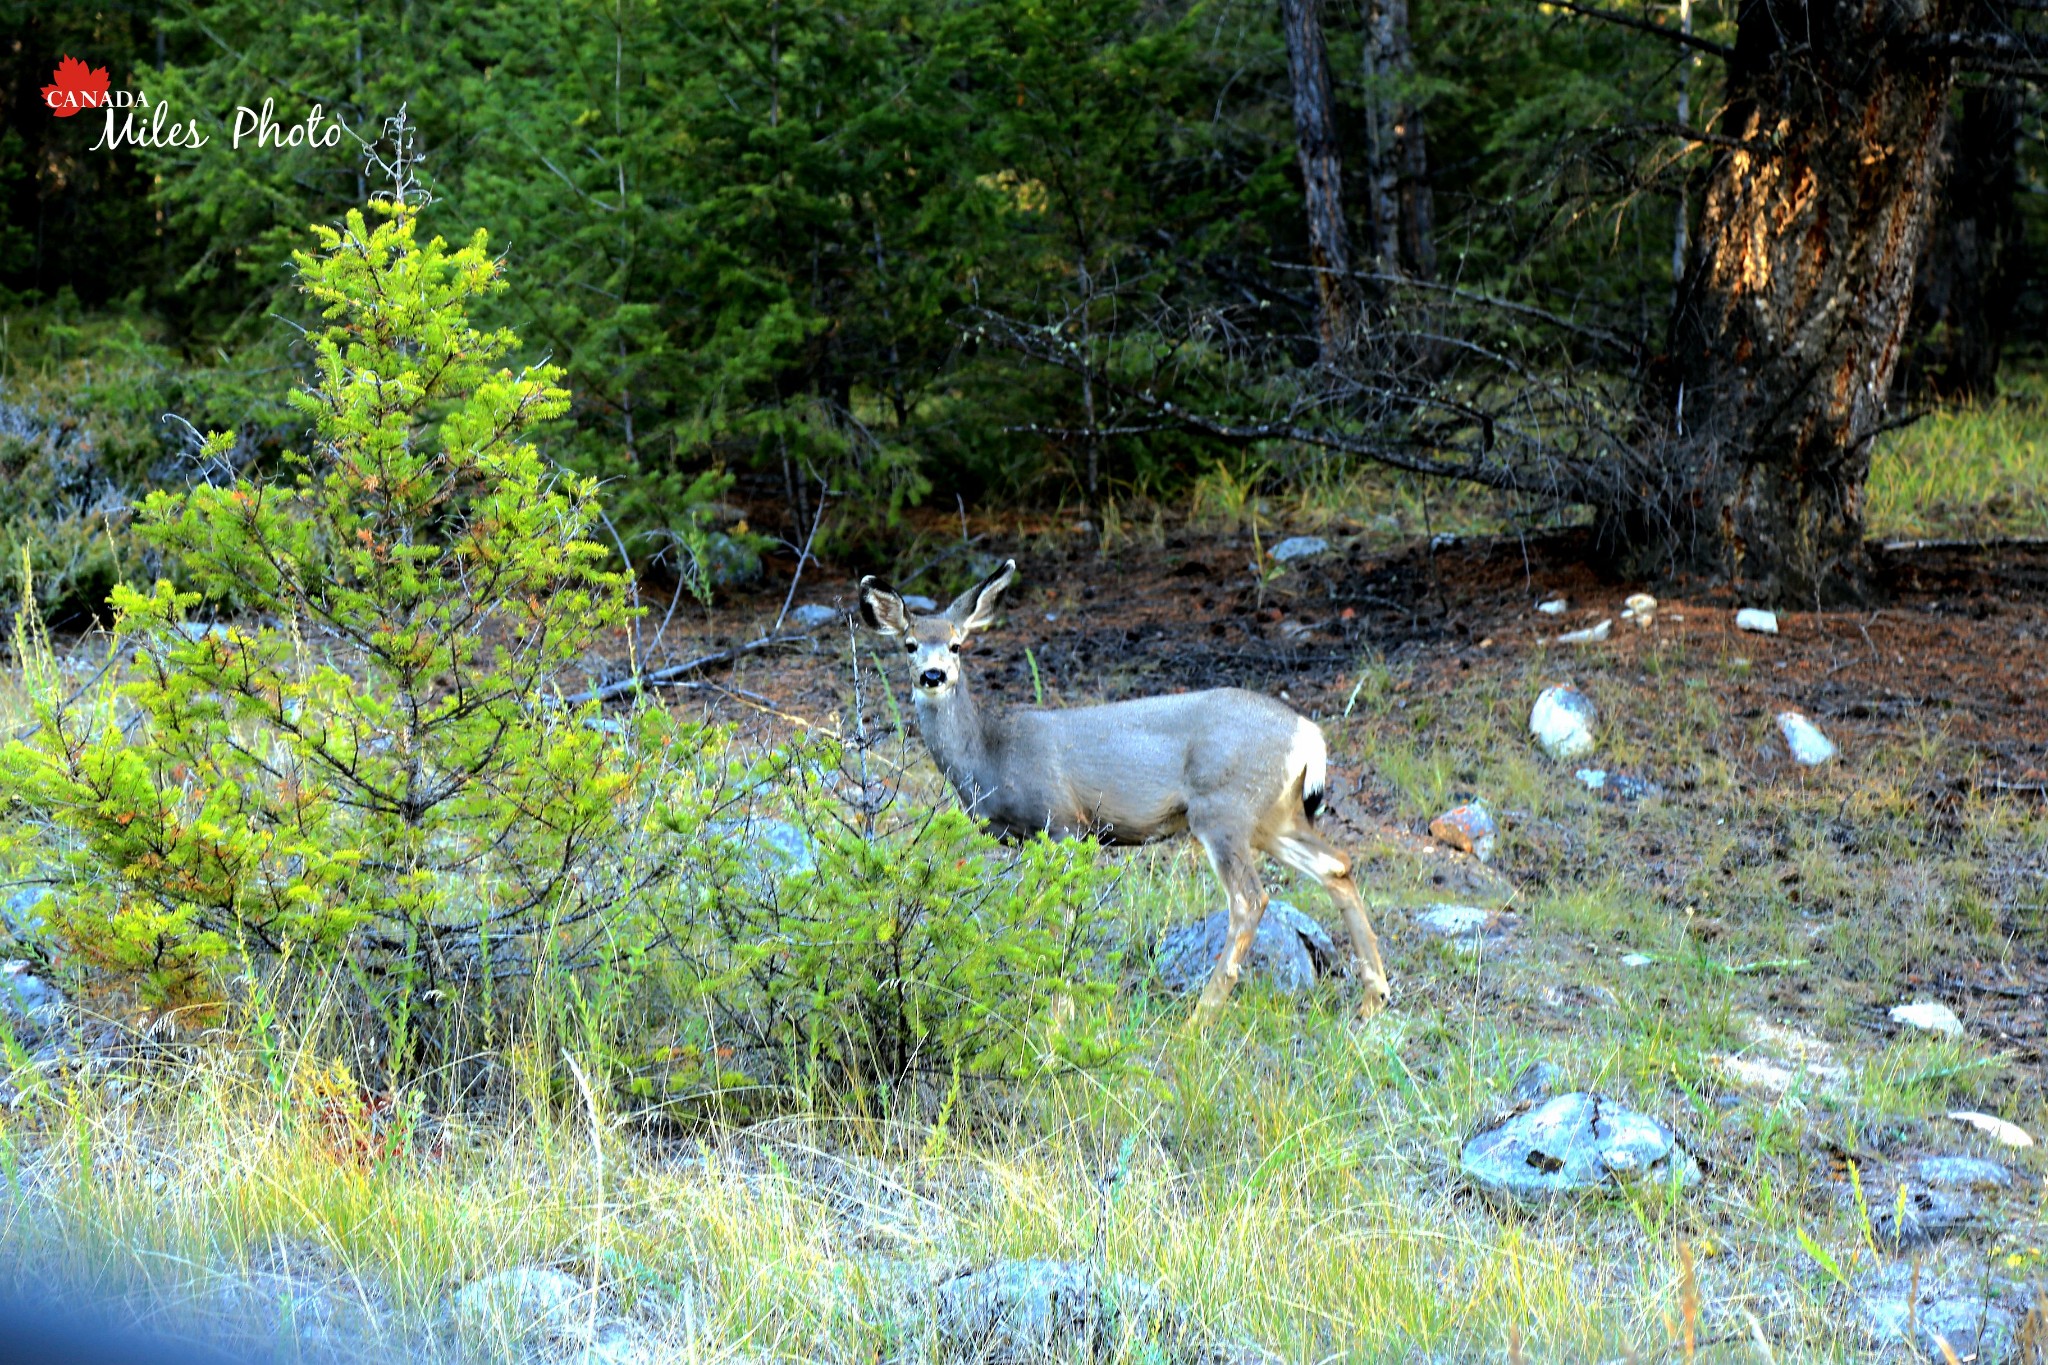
[0,202,717,1066]
[625,738,1128,1116]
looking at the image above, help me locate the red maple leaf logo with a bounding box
[42,55,111,119]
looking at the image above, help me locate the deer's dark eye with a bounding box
[905,641,918,654]
[949,642,961,654]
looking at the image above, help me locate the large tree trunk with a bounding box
[1279,0,1354,361]
[1362,0,1435,280]
[1898,80,2024,400]
[1633,0,1962,606]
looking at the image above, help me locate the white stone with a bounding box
[1746,1017,1837,1063]
[1890,1000,1964,1038]
[1710,1053,1847,1095]
[1535,598,1568,615]
[1556,619,1612,644]
[1735,608,1779,634]
[1621,593,1657,626]
[1948,1110,2035,1148]
[1776,711,1837,765]
[1619,952,1654,967]
[1530,685,1598,759]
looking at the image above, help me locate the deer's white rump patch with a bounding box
[1288,715,1327,811]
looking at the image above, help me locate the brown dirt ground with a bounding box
[646,524,2048,784]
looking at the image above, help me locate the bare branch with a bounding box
[1913,28,2048,76]
[1532,0,1735,59]
[969,311,1613,502]
[562,635,807,706]
[1315,267,1644,358]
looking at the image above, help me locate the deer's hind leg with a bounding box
[1263,817,1391,1016]
[1188,820,1270,1028]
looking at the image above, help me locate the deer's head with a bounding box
[857,559,1016,698]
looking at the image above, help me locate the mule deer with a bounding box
[857,559,1389,1022]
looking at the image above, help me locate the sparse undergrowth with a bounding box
[3,604,2044,1362]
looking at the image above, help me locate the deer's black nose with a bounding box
[919,668,947,689]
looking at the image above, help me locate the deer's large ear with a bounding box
[948,559,1016,633]
[858,576,910,636]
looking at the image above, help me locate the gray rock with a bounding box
[1509,1061,1563,1106]
[753,819,818,877]
[1866,1183,1976,1249]
[1267,536,1330,564]
[1914,1296,2016,1363]
[1914,1155,2013,1190]
[1412,904,1509,952]
[1153,901,1338,997]
[446,1266,589,1344]
[709,817,820,892]
[4,887,51,939]
[788,603,842,630]
[1861,1286,2017,1362]
[925,1259,1194,1363]
[1,962,64,1036]
[1413,903,1492,938]
[902,594,939,613]
[1460,1092,1699,1201]
[1574,769,1662,801]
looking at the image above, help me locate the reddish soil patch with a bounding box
[645,527,2048,789]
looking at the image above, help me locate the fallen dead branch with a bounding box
[564,635,808,706]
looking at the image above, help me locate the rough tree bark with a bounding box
[1362,0,1435,280]
[1898,80,2023,399]
[1633,0,1967,606]
[1279,0,1355,360]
